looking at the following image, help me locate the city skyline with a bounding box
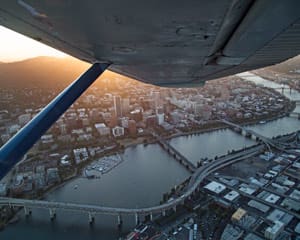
[0,65,300,239]
[1,21,300,240]
[1,1,300,238]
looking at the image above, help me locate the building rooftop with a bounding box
[267,209,293,225]
[281,198,300,211]
[94,123,107,128]
[231,208,247,222]
[224,190,240,202]
[244,233,263,240]
[295,222,300,234]
[265,193,280,204]
[239,184,257,195]
[290,189,300,201]
[248,200,270,213]
[265,221,284,237]
[204,181,226,194]
[221,224,243,240]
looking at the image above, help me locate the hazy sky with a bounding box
[0,25,66,62]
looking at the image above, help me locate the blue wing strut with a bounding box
[0,62,110,180]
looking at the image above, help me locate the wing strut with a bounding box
[0,62,110,179]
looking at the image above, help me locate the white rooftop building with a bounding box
[204,181,226,194]
[95,123,110,136]
[295,222,300,235]
[112,126,125,137]
[247,200,270,213]
[264,221,284,240]
[239,185,257,195]
[290,189,300,201]
[223,190,240,202]
[267,209,293,225]
[73,148,89,164]
[265,194,280,204]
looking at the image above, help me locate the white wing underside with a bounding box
[1,0,300,87]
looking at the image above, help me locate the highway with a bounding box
[0,145,264,217]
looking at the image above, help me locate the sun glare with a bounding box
[0,25,67,62]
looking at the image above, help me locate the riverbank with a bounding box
[165,103,295,140]
[252,69,300,92]
[117,136,149,148]
[0,74,297,232]
[27,86,296,200]
[33,83,297,197]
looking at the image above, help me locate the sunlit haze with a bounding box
[0,25,67,62]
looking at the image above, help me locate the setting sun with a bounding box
[0,25,67,62]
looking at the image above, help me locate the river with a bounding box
[1,73,300,240]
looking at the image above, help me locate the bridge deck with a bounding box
[219,119,292,150]
[0,146,263,216]
[152,133,196,172]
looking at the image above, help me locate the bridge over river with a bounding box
[0,145,263,225]
[220,119,299,151]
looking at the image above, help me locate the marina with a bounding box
[1,74,300,239]
[83,154,124,178]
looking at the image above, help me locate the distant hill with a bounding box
[0,56,142,91]
[4,54,298,89]
[265,55,300,74]
[0,56,90,89]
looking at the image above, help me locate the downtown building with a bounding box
[114,95,122,118]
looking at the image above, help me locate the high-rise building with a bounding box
[151,91,161,110]
[146,115,157,127]
[113,96,122,118]
[122,98,130,115]
[128,120,137,137]
[156,113,165,125]
[120,117,129,128]
[108,113,118,128]
[59,123,67,135]
[130,109,143,122]
[89,109,101,121]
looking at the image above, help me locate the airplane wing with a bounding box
[2,0,300,179]
[1,0,300,86]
